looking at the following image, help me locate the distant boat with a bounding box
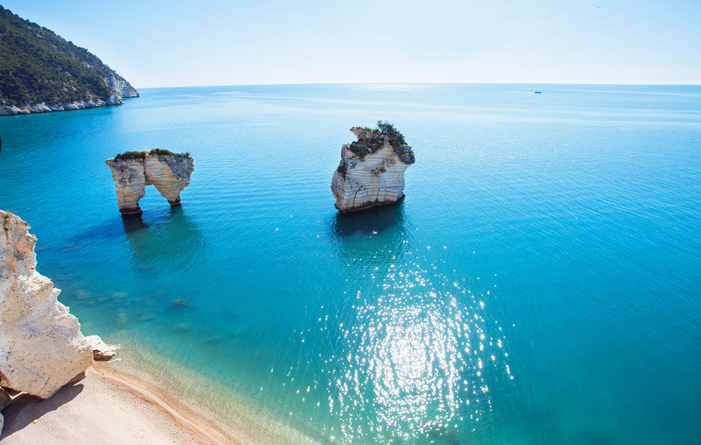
[535,91,542,94]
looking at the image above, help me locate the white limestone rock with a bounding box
[105,152,194,214]
[0,211,93,399]
[105,158,147,215]
[106,74,140,99]
[0,77,138,116]
[331,126,415,212]
[145,154,195,206]
[84,335,118,361]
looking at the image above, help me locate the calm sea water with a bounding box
[1,84,700,444]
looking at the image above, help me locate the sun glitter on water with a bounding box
[321,256,512,444]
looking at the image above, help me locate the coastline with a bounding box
[101,341,326,445]
[1,339,326,445]
[1,366,227,445]
[0,96,139,117]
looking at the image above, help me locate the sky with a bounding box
[2,0,700,88]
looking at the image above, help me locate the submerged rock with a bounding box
[114,312,128,328]
[0,211,92,399]
[331,122,415,212]
[105,150,194,215]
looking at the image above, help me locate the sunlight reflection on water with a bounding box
[324,258,511,444]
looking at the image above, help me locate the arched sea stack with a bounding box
[106,149,194,215]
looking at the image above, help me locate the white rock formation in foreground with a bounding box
[0,211,114,403]
[106,150,194,215]
[331,123,415,212]
[84,335,118,361]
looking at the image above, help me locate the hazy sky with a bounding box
[3,0,700,87]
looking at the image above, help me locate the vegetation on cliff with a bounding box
[377,120,407,147]
[0,6,138,107]
[348,121,414,164]
[114,149,191,161]
[348,141,371,160]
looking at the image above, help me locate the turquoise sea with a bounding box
[1,84,700,444]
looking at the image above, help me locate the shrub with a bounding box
[149,148,176,156]
[114,148,190,160]
[377,120,406,147]
[2,210,12,233]
[149,148,190,157]
[114,151,147,160]
[346,121,412,164]
[351,126,379,134]
[348,141,370,160]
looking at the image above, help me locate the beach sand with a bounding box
[0,366,229,445]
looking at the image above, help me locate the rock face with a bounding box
[144,155,194,206]
[0,97,141,116]
[0,211,93,399]
[105,158,147,215]
[331,126,415,212]
[105,74,140,100]
[106,152,194,215]
[84,335,117,361]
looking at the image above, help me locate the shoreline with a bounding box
[100,341,326,445]
[0,96,139,117]
[1,340,326,445]
[95,365,230,444]
[1,366,229,445]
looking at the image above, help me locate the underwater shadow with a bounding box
[120,212,148,234]
[62,205,181,248]
[328,201,415,267]
[121,206,207,271]
[120,204,195,235]
[329,201,407,241]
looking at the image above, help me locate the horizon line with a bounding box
[135,80,701,90]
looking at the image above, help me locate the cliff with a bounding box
[331,122,415,212]
[0,210,115,416]
[0,6,139,116]
[106,150,194,215]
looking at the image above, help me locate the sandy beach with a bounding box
[1,366,229,445]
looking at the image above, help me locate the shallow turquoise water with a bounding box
[1,84,700,444]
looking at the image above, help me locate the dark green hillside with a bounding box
[0,6,138,109]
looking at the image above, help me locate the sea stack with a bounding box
[331,121,415,212]
[106,149,194,215]
[0,210,114,406]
